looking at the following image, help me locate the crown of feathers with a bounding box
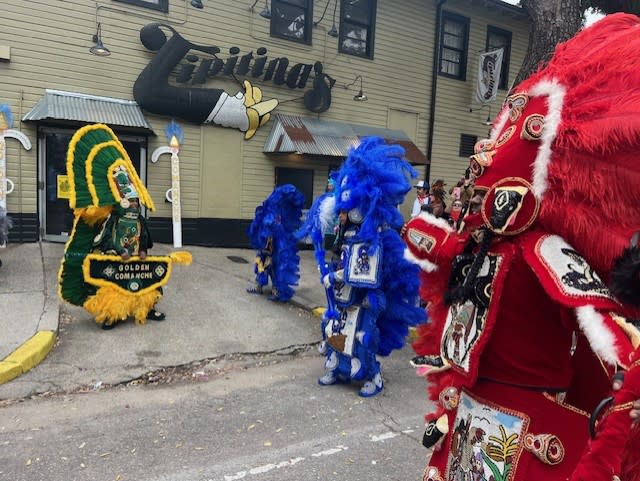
[334,136,416,244]
[488,13,640,282]
[248,184,304,250]
[66,124,154,211]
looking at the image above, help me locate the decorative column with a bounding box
[0,104,32,246]
[151,120,183,248]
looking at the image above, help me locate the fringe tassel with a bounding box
[83,286,161,324]
[169,251,193,265]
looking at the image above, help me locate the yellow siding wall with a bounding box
[0,0,528,224]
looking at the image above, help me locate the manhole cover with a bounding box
[227,255,249,264]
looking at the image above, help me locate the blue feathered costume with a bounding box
[317,137,427,397]
[247,184,304,302]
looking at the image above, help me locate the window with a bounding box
[271,0,313,45]
[114,0,168,12]
[459,134,477,157]
[439,12,469,80]
[339,0,377,59]
[486,26,512,90]
[275,167,314,209]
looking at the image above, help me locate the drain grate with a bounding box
[227,255,249,264]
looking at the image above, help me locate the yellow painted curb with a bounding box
[0,331,56,384]
[0,361,22,385]
[311,307,326,318]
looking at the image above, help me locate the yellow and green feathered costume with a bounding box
[58,124,191,326]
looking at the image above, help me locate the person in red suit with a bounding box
[403,14,640,481]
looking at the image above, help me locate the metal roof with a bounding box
[264,114,428,164]
[22,89,154,133]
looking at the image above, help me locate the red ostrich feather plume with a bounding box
[493,13,640,286]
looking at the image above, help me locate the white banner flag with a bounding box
[476,48,504,104]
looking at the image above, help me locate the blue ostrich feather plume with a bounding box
[248,184,305,301]
[164,120,184,145]
[376,229,427,355]
[0,104,14,129]
[334,137,417,248]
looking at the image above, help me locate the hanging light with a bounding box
[327,0,338,37]
[89,23,111,57]
[260,0,271,19]
[353,76,368,101]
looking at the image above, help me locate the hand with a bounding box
[139,251,147,260]
[612,372,640,424]
[121,251,130,260]
[242,80,278,140]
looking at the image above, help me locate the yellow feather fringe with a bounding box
[83,286,161,325]
[169,251,193,265]
[75,206,113,226]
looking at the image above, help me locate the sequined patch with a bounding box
[521,114,545,141]
[495,125,516,148]
[446,391,529,481]
[523,433,565,465]
[441,254,501,372]
[507,94,529,122]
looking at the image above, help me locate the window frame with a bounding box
[486,25,512,91]
[114,0,168,13]
[439,11,470,81]
[270,0,314,45]
[338,0,377,60]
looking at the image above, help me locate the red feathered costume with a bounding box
[404,14,640,481]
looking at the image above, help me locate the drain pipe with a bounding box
[425,0,448,184]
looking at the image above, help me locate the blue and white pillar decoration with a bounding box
[151,120,184,248]
[0,104,31,247]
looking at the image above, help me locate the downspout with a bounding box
[426,0,448,184]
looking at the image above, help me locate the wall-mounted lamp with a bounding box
[259,0,271,19]
[89,22,111,56]
[345,75,368,101]
[191,0,203,8]
[327,0,339,37]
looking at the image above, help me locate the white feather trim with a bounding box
[318,195,336,233]
[575,305,620,366]
[417,211,454,232]
[404,247,438,273]
[529,79,566,199]
[490,108,510,140]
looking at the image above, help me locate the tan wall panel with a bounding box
[200,126,242,218]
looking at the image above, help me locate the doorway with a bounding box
[38,126,147,242]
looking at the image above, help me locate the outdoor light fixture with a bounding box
[352,76,368,101]
[191,0,203,8]
[327,0,339,37]
[89,23,111,57]
[260,0,271,19]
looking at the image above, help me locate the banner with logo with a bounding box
[476,48,504,104]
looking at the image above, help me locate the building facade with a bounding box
[0,0,528,247]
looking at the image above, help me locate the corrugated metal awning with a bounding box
[264,114,428,164]
[23,89,154,134]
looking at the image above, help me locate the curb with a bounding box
[0,331,56,385]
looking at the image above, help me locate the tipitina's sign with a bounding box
[134,23,335,140]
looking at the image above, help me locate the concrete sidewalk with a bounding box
[0,242,328,399]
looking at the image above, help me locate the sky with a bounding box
[500,1,606,26]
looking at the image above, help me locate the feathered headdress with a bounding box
[334,137,417,246]
[247,184,304,301]
[474,13,640,285]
